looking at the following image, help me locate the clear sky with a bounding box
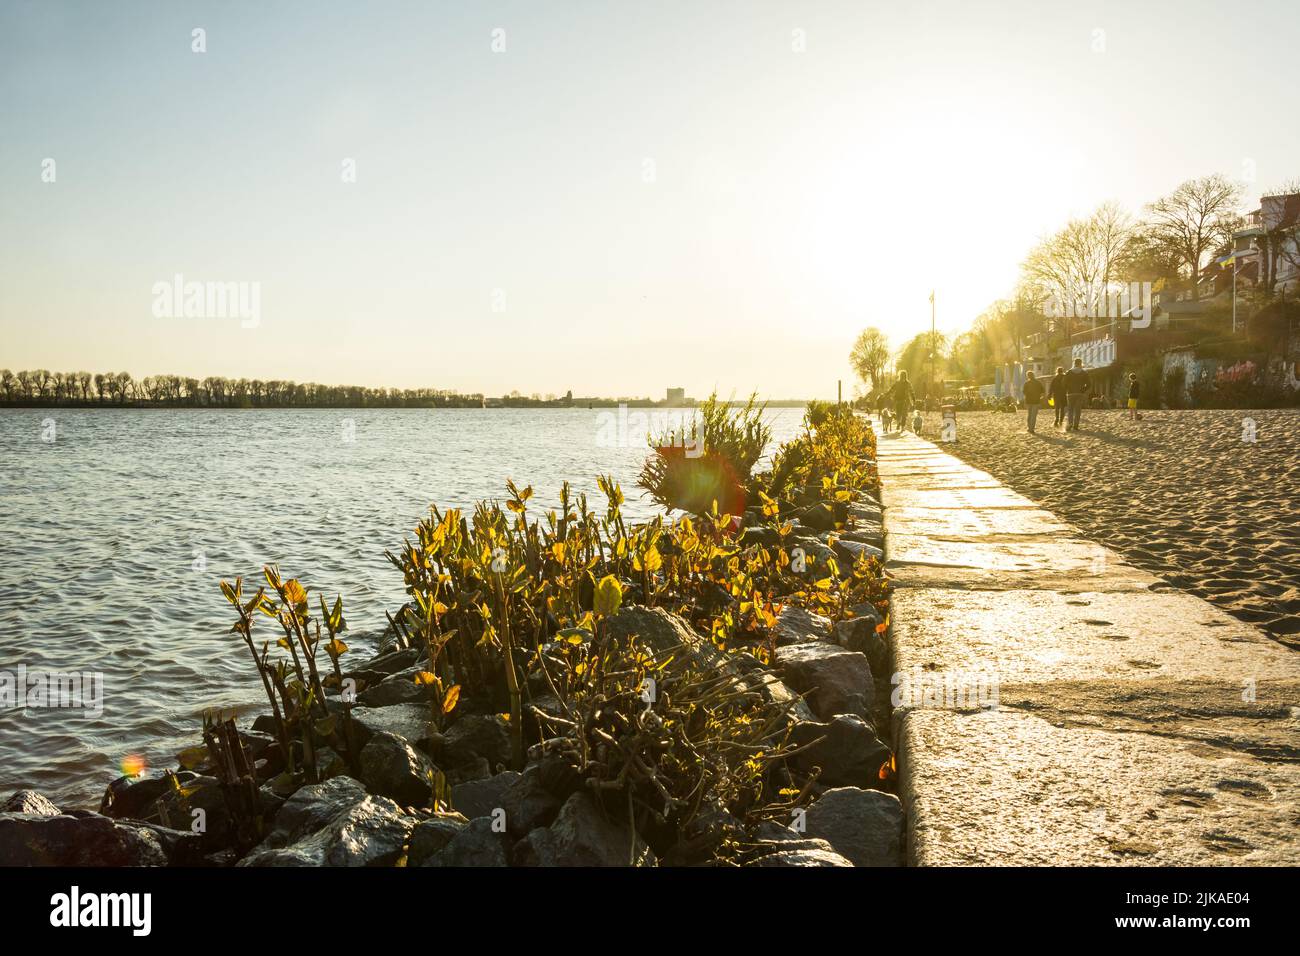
[2,0,1296,399]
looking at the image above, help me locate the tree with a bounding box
[1144,174,1243,302]
[895,331,949,395]
[849,327,891,393]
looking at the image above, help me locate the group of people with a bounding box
[878,371,921,433]
[877,359,1143,437]
[1020,359,1140,433]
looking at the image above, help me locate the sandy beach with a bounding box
[915,408,1300,648]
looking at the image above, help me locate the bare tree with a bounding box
[1144,174,1243,302]
[849,327,891,393]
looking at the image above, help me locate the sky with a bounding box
[2,0,1297,400]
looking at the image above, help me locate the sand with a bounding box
[916,408,1300,648]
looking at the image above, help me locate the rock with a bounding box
[516,793,655,867]
[360,731,438,806]
[750,843,854,866]
[797,502,837,532]
[349,704,440,751]
[788,535,838,573]
[740,525,781,548]
[238,795,415,866]
[839,527,884,549]
[451,771,520,820]
[802,787,903,867]
[443,714,512,770]
[2,790,59,816]
[830,616,888,676]
[0,811,199,866]
[833,538,884,565]
[257,776,368,844]
[420,817,509,867]
[777,643,873,720]
[606,606,813,722]
[501,767,562,837]
[789,715,891,788]
[348,647,422,685]
[407,813,469,865]
[100,769,197,820]
[773,605,831,647]
[358,677,428,708]
[849,501,882,523]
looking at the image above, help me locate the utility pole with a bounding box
[929,289,936,409]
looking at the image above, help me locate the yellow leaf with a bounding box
[326,638,348,656]
[442,684,461,714]
[593,574,623,617]
[283,579,308,605]
[633,546,662,573]
[414,671,441,688]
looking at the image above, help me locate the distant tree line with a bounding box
[0,369,489,408]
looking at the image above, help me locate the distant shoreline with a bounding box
[0,400,813,410]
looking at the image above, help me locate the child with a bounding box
[1127,373,1140,421]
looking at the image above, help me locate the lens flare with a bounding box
[120,753,147,778]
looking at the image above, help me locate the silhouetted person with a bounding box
[892,372,914,433]
[1127,372,1140,421]
[1049,367,1068,427]
[1064,358,1090,431]
[1022,370,1044,434]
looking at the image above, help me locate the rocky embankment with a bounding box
[2,419,901,867]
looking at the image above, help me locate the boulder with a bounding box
[100,768,197,820]
[777,643,873,720]
[830,616,889,676]
[802,787,903,867]
[501,766,563,837]
[407,814,469,865]
[348,704,439,751]
[347,647,422,686]
[2,790,59,816]
[238,795,414,866]
[750,843,854,866]
[254,776,368,846]
[515,792,654,867]
[788,535,837,572]
[360,731,438,806]
[797,503,837,532]
[605,606,813,722]
[0,811,199,866]
[451,771,520,821]
[443,714,512,770]
[789,715,892,788]
[740,525,781,548]
[358,672,429,708]
[833,538,884,565]
[238,776,414,867]
[772,605,831,647]
[420,817,509,867]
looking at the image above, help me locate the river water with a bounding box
[0,406,805,806]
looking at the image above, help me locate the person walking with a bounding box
[892,371,915,433]
[1022,370,1045,434]
[1064,358,1090,431]
[1049,367,1068,428]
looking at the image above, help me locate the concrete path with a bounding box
[877,428,1300,866]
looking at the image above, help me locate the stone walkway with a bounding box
[877,427,1300,865]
